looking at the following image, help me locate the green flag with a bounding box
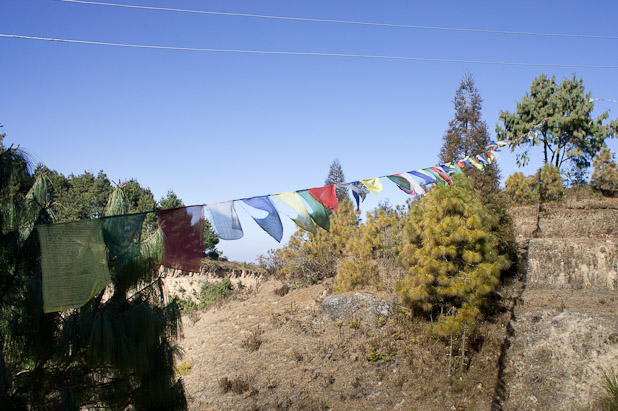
[38,219,111,313]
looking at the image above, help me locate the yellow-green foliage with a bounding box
[504,172,536,205]
[504,164,564,205]
[260,197,359,284]
[592,149,618,196]
[335,203,407,293]
[396,175,510,337]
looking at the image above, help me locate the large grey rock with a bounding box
[320,292,391,324]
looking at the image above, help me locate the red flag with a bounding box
[308,185,339,211]
[158,206,204,272]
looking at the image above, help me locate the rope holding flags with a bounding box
[35,118,548,312]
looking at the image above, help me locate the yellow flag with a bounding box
[272,192,317,234]
[359,177,383,195]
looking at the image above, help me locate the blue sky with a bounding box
[2,0,618,261]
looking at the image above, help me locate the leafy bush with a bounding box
[504,172,536,205]
[335,202,407,293]
[200,278,233,306]
[396,174,510,337]
[504,165,564,205]
[592,149,618,196]
[259,198,359,285]
[177,279,234,314]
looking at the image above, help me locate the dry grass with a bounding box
[241,327,263,351]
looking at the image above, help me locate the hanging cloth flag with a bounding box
[359,177,383,195]
[422,168,447,185]
[308,184,338,212]
[158,206,205,272]
[467,156,485,171]
[207,201,244,241]
[476,154,490,166]
[429,167,452,185]
[38,219,111,313]
[101,212,146,259]
[489,151,500,162]
[459,159,473,170]
[440,163,463,176]
[409,170,436,186]
[298,190,330,231]
[496,140,509,147]
[241,196,283,242]
[401,172,426,195]
[339,182,369,210]
[387,174,415,195]
[272,192,317,234]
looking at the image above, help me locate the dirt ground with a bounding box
[179,279,514,411]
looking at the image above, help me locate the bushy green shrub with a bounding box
[504,172,536,205]
[259,198,359,285]
[504,165,564,205]
[200,278,233,306]
[396,174,510,337]
[592,149,618,196]
[177,279,234,314]
[335,202,407,293]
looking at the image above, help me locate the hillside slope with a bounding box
[495,200,618,410]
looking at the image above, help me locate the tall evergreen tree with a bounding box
[439,73,515,259]
[1,136,187,409]
[324,158,349,201]
[439,72,500,193]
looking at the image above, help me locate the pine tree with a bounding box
[396,174,510,336]
[497,74,617,172]
[325,158,349,202]
[439,72,514,259]
[0,136,187,409]
[439,71,501,193]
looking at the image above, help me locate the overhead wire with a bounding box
[2,34,618,69]
[58,0,618,41]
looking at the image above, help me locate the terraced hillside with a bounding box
[495,200,618,410]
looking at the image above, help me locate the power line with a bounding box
[59,0,618,41]
[2,33,618,69]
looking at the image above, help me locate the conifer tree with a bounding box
[396,175,510,336]
[0,135,187,409]
[325,158,349,201]
[496,74,617,172]
[440,72,514,259]
[439,71,501,193]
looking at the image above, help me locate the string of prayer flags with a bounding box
[241,196,283,242]
[158,206,204,272]
[339,181,369,210]
[38,220,111,313]
[308,185,338,212]
[272,191,317,234]
[298,190,330,231]
[467,156,485,171]
[102,212,146,259]
[359,177,383,195]
[207,201,244,241]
